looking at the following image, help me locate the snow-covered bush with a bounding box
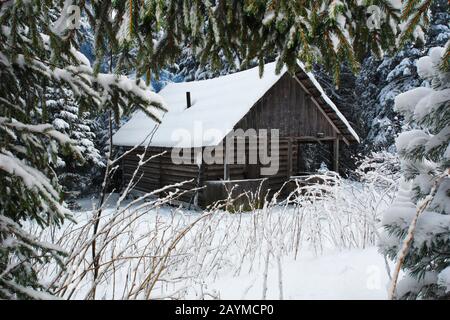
[380,46,450,299]
[356,151,401,189]
[36,155,398,299]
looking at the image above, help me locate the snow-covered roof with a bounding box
[113,61,359,148]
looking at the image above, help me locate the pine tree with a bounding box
[171,46,241,82]
[352,0,448,156]
[102,0,403,84]
[380,44,450,299]
[0,0,165,299]
[45,86,104,201]
[379,0,450,299]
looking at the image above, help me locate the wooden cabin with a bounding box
[112,62,359,208]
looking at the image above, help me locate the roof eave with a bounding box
[292,64,360,144]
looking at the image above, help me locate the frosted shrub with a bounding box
[35,150,399,299]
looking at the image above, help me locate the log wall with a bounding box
[122,147,202,205]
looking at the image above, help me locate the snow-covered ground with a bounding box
[37,173,398,300]
[206,247,390,300]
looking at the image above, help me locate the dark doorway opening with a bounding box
[296,142,333,174]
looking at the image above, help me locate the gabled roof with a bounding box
[112,62,359,148]
[293,62,360,144]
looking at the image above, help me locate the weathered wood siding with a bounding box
[201,137,298,196]
[122,147,201,205]
[236,73,336,138]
